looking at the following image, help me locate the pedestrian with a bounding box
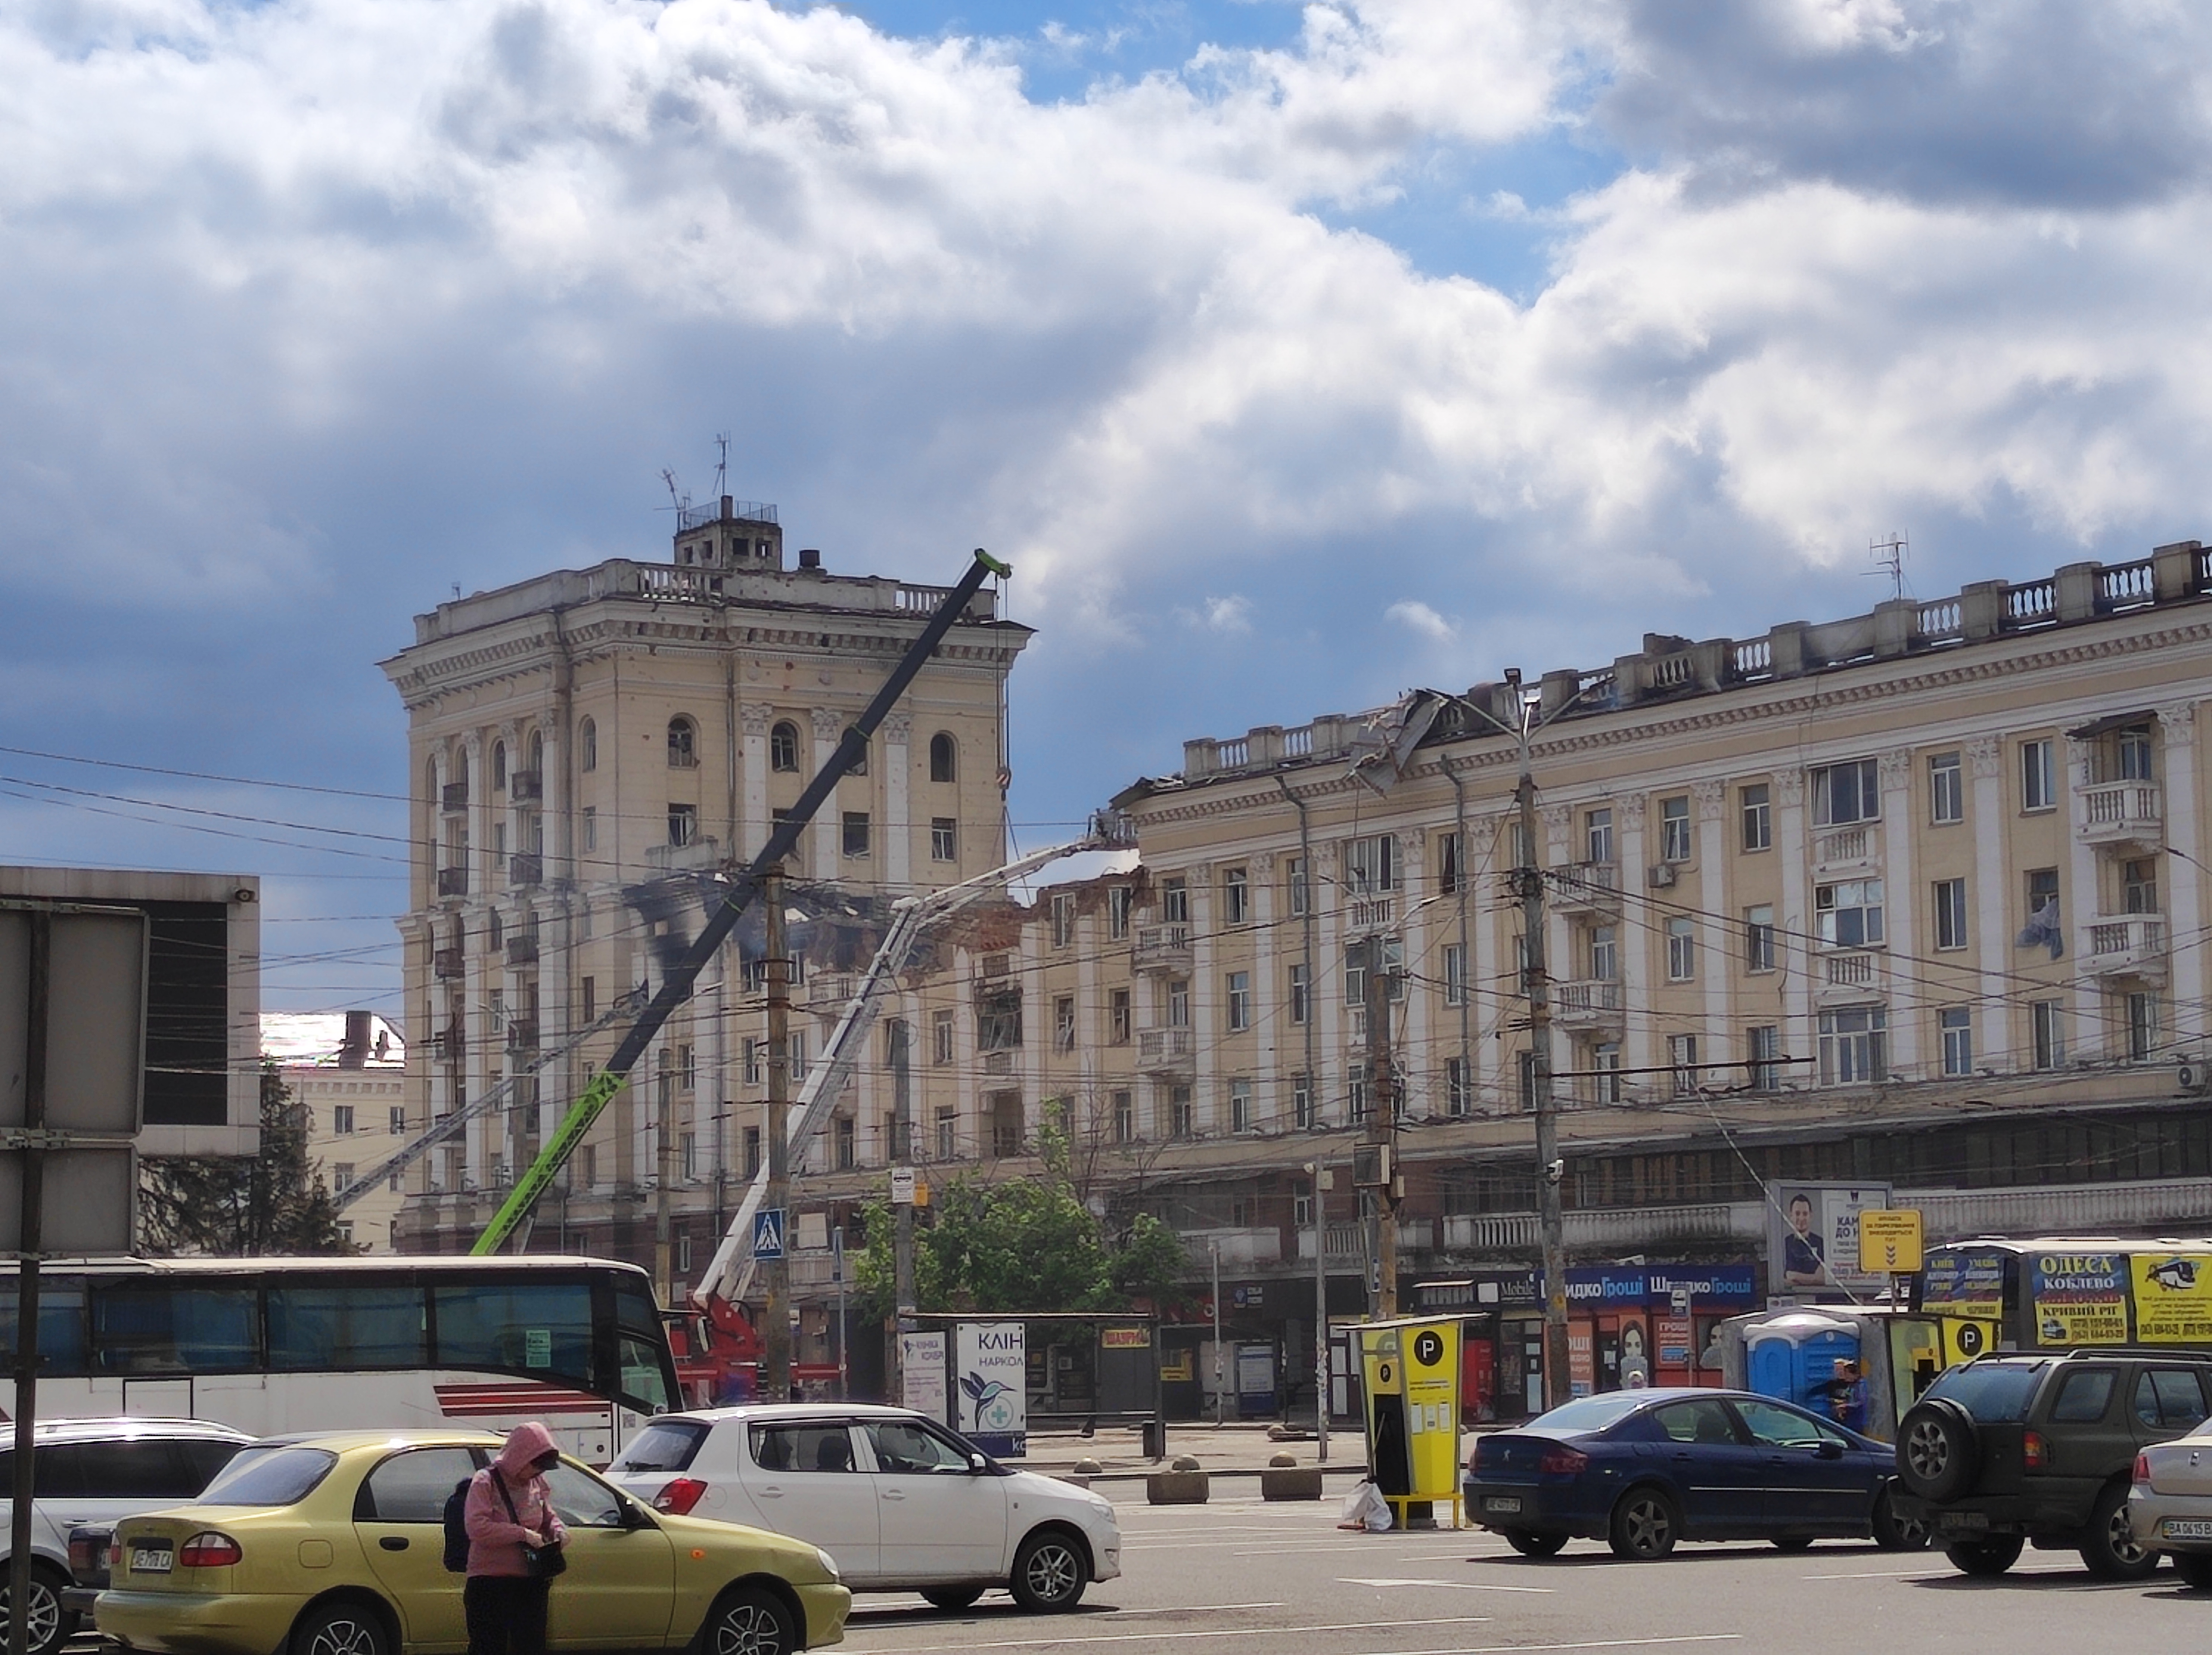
[465,1421,569,1655]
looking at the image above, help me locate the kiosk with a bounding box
[1355,1317,1464,1530]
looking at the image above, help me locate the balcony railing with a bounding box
[1346,897,1394,933]
[1549,862,1621,915]
[1132,923,1191,972]
[1181,1226,1283,1268]
[441,783,468,812]
[505,934,540,967]
[1553,979,1624,1029]
[2078,780,2161,847]
[1813,825,1875,868]
[506,1019,540,1053]
[2081,914,2167,980]
[437,866,468,898]
[1824,950,1879,989]
[646,838,722,873]
[510,770,543,802]
[508,853,543,888]
[1136,1027,1195,1072]
[432,948,464,980]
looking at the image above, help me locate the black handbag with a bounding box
[494,1471,568,1579]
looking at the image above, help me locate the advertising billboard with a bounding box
[1767,1184,1892,1297]
[954,1320,1027,1457]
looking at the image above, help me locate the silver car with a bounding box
[605,1403,1120,1612]
[2129,1428,2212,1590]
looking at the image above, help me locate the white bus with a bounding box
[0,1256,678,1465]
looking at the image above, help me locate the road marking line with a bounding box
[1353,1638,1741,1655]
[853,1603,1288,1622]
[1337,1576,1554,1595]
[848,1614,1496,1652]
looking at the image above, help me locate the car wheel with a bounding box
[290,1598,392,1655]
[699,1586,799,1655]
[1502,1530,1567,1558]
[1009,1528,1088,1613]
[1896,1400,1978,1503]
[1,1561,76,1655]
[2079,1482,2160,1581]
[1872,1487,1930,1552]
[1944,1536,2023,1577]
[1769,1535,1816,1552]
[2173,1552,2212,1591]
[921,1588,983,1612]
[1608,1487,1681,1561]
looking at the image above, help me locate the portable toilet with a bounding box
[1744,1311,1861,1415]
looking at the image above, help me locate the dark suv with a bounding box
[1892,1349,2212,1579]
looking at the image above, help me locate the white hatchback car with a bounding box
[606,1404,1120,1612]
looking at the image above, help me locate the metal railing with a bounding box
[676,500,777,531]
[1137,1027,1194,1065]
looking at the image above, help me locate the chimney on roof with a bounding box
[798,548,822,571]
[720,495,734,520]
[339,1010,372,1070]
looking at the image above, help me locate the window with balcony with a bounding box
[667,717,697,767]
[1739,784,1771,852]
[1288,962,1309,1024]
[1930,751,1964,824]
[1230,1078,1254,1134]
[1161,877,1189,924]
[1226,971,1251,1032]
[1437,832,1463,895]
[1818,1006,1888,1085]
[1109,988,1131,1043]
[1586,807,1614,865]
[1744,905,1775,972]
[1345,833,1398,895]
[668,803,698,847]
[1660,796,1692,862]
[1666,917,1695,981]
[1933,878,1968,950]
[1443,944,1467,1007]
[933,1010,955,1065]
[1165,977,1190,1027]
[929,732,956,783]
[1812,758,1880,826]
[2021,737,2056,811]
[2033,1000,2066,1070]
[1747,1024,1780,1090]
[1052,893,1076,946]
[2119,725,2155,780]
[770,721,799,773]
[842,811,870,858]
[1940,1007,1973,1076]
[2124,857,2159,914]
[1816,879,1884,948]
[931,817,956,861]
[1668,1034,1699,1097]
[1222,866,1249,924]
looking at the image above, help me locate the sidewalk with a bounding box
[1019,1420,1369,1482]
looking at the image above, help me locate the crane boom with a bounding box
[690,825,1123,1308]
[468,549,1011,1257]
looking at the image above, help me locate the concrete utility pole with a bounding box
[654,1056,674,1305]
[1306,1158,1331,1461]
[1363,957,1398,1319]
[1506,668,1572,1411]
[763,864,793,1403]
[890,1017,916,1396]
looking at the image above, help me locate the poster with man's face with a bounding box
[1768,1185,1891,1297]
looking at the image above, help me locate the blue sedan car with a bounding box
[1465,1388,1928,1559]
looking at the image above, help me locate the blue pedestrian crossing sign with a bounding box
[752,1207,786,1261]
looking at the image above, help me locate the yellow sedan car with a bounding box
[95,1430,849,1655]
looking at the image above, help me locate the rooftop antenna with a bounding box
[712,432,730,500]
[659,467,690,515]
[1870,531,1908,601]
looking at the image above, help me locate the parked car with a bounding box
[0,1415,252,1655]
[605,1403,1120,1611]
[1892,1349,2212,1579]
[2129,1424,2212,1589]
[93,1429,849,1655]
[1464,1388,1924,1560]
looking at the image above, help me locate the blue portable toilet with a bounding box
[1744,1311,1860,1414]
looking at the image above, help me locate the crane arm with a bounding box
[469,549,1010,1257]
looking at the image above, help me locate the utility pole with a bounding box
[1210,1239,1224,1424]
[1306,1158,1331,1461]
[654,1055,673,1305]
[890,1017,916,1400]
[763,864,792,1403]
[1506,668,1571,1410]
[1363,954,1398,1319]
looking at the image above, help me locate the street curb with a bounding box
[1084,1464,1370,1484]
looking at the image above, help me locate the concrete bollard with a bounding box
[1148,1458,1209,1504]
[1261,1454,1323,1501]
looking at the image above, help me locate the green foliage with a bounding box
[138,1062,357,1257]
[853,1114,1188,1318]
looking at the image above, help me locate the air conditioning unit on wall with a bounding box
[1648,863,1678,889]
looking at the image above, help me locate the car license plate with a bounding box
[1937,1511,1988,1534]
[2163,1519,2212,1540]
[130,1547,174,1575]
[1483,1496,1523,1515]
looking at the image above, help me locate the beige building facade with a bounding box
[380,501,1029,1293]
[268,1011,409,1252]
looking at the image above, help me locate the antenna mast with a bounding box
[1871,531,1908,601]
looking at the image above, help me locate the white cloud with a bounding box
[1386,599,1456,642]
[1180,594,1254,634]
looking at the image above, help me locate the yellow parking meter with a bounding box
[1357,1318,1463,1529]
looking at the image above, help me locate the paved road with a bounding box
[839,1489,2209,1655]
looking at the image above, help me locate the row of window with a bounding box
[636,717,963,780]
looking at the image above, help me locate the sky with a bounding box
[5,0,2212,1020]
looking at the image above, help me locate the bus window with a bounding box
[618,1332,673,1415]
[433,1282,592,1386]
[92,1283,259,1373]
[0,1278,88,1377]
[268,1283,428,1370]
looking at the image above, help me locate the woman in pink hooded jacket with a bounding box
[463,1421,570,1655]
